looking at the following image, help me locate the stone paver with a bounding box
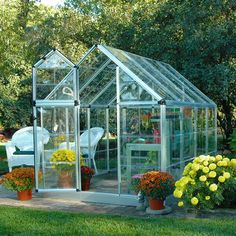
[0,188,235,219]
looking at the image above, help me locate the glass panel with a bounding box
[103,45,214,105]
[208,130,216,154]
[208,108,215,129]
[36,107,77,190]
[48,71,75,100]
[162,63,214,104]
[120,107,161,194]
[81,108,118,194]
[197,108,206,155]
[79,49,111,91]
[36,51,74,100]
[104,46,169,101]
[93,82,117,105]
[208,108,217,154]
[152,61,204,103]
[120,71,155,102]
[80,63,116,106]
[38,53,72,69]
[166,106,195,179]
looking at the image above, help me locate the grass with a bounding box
[0,206,235,236]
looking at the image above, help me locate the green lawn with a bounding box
[0,206,235,236]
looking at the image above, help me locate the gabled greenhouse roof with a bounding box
[34,49,75,69]
[77,45,216,108]
[34,45,216,108]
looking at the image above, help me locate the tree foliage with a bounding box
[0,0,235,145]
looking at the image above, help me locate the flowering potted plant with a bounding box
[174,155,236,210]
[140,171,175,210]
[50,149,85,188]
[0,167,35,201]
[81,165,95,191]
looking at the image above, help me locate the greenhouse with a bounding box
[32,45,217,205]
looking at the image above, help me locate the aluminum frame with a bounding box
[32,44,217,205]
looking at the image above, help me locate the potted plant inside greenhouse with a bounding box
[81,166,95,191]
[50,149,77,188]
[0,167,35,201]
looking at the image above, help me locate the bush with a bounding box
[174,155,236,209]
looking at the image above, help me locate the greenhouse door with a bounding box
[33,105,79,192]
[79,107,119,194]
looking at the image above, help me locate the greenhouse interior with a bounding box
[32,45,217,205]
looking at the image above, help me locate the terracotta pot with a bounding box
[148,198,165,210]
[58,171,73,188]
[17,189,32,201]
[82,178,91,191]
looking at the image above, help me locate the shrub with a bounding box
[174,155,236,209]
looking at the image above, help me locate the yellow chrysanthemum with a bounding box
[215,155,223,161]
[198,156,205,163]
[181,176,190,185]
[208,171,217,178]
[217,161,223,167]
[230,159,236,167]
[173,189,183,198]
[209,156,215,162]
[178,201,184,207]
[192,163,200,171]
[209,163,216,170]
[203,161,209,166]
[218,176,225,183]
[199,175,207,182]
[205,196,210,201]
[191,197,199,205]
[209,183,218,192]
[193,157,200,163]
[223,158,230,163]
[189,170,196,177]
[221,161,228,167]
[202,167,209,173]
[223,172,230,179]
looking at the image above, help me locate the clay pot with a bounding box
[81,178,91,191]
[58,171,73,188]
[148,198,165,210]
[17,189,32,201]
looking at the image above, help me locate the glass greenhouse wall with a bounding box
[32,46,217,204]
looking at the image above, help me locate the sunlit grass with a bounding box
[0,206,235,236]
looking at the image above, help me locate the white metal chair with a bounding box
[59,127,104,173]
[5,126,50,172]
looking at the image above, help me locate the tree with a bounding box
[66,0,236,143]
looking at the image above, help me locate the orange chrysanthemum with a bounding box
[140,171,175,200]
[0,167,35,192]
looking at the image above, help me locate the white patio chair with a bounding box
[5,126,50,172]
[59,127,104,174]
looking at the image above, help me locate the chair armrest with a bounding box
[13,150,34,155]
